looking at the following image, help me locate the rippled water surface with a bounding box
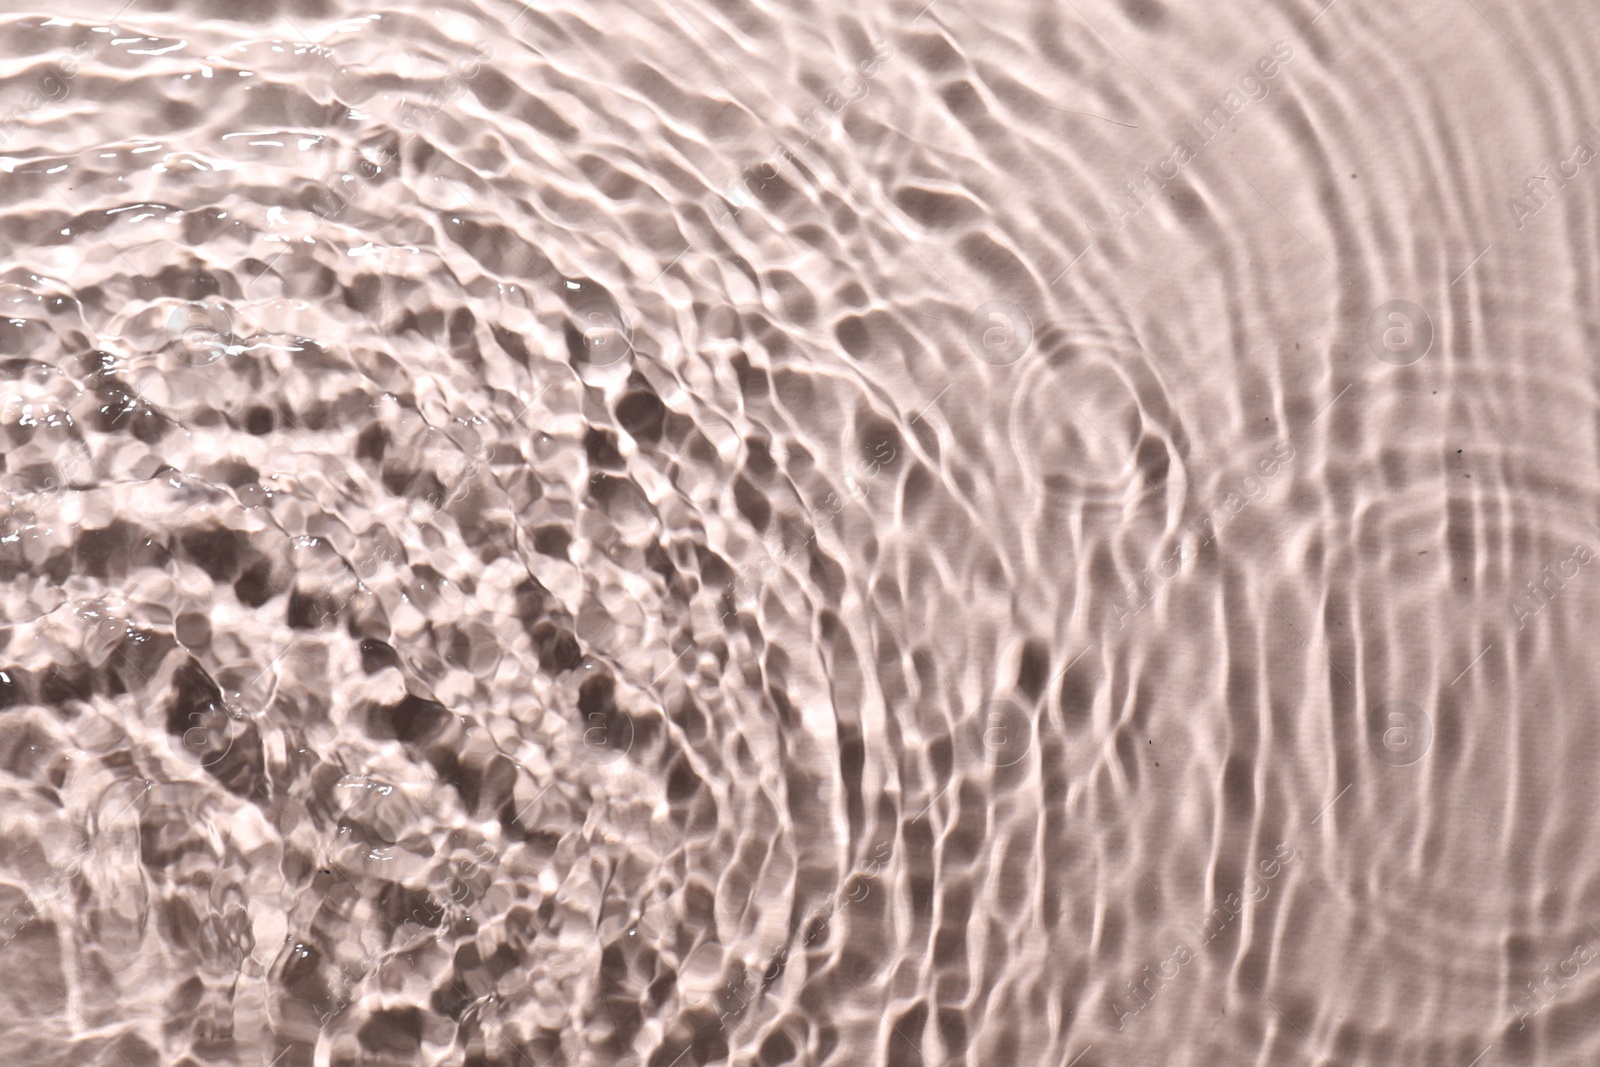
[3,0,1600,1064]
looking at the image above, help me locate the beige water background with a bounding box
[1,0,1599,1064]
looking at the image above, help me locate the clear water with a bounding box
[0,1,1597,1064]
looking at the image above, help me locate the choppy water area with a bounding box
[3,0,1600,1063]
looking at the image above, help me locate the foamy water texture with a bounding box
[1,0,1599,1064]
